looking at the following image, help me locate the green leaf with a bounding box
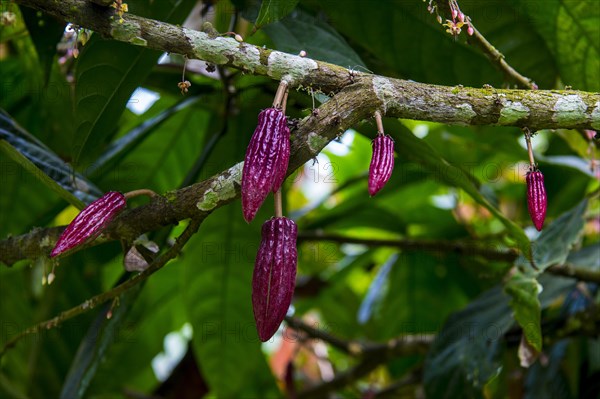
[315,0,557,87]
[524,340,573,399]
[87,263,189,396]
[97,104,210,193]
[0,140,83,210]
[0,109,102,207]
[509,0,600,91]
[20,7,64,83]
[254,0,299,31]
[72,38,162,165]
[516,199,587,272]
[87,96,200,179]
[264,9,365,68]
[60,284,143,399]
[391,124,531,260]
[504,272,542,351]
[72,1,196,165]
[424,286,513,399]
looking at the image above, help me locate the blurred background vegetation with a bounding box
[0,0,598,398]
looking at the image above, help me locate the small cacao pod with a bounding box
[242,108,290,223]
[368,134,395,196]
[50,191,126,257]
[526,170,547,231]
[252,217,297,341]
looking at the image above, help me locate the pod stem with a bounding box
[124,189,158,200]
[273,81,289,109]
[274,189,283,218]
[281,86,289,112]
[524,128,536,167]
[374,110,384,136]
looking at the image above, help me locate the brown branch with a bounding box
[4,0,599,265]
[298,231,600,283]
[0,218,202,358]
[298,231,519,261]
[14,0,600,130]
[286,316,432,399]
[546,264,600,284]
[467,26,535,90]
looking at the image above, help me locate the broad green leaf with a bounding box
[423,286,513,399]
[0,249,108,399]
[254,0,299,30]
[20,7,64,83]
[87,96,200,179]
[0,141,84,209]
[509,0,600,91]
[264,9,365,68]
[566,243,600,270]
[72,0,196,165]
[390,124,531,260]
[373,250,477,341]
[524,340,573,399]
[97,105,210,193]
[182,205,279,397]
[357,253,396,324]
[0,109,102,206]
[60,284,143,399]
[314,0,557,87]
[72,38,162,165]
[87,263,188,396]
[504,272,542,351]
[516,199,587,272]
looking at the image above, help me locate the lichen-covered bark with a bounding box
[3,0,599,266]
[15,0,600,130]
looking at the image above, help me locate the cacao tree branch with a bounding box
[285,316,432,399]
[3,0,599,266]
[14,0,600,130]
[297,230,519,261]
[0,217,202,358]
[435,0,535,89]
[298,231,600,283]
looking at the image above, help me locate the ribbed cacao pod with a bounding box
[526,170,547,231]
[368,134,395,196]
[242,108,290,223]
[50,191,126,257]
[252,217,297,341]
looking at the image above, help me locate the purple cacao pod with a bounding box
[526,170,547,231]
[252,217,298,342]
[368,134,395,196]
[272,122,290,194]
[242,108,290,223]
[50,191,126,257]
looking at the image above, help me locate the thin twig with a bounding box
[298,231,600,283]
[468,25,535,89]
[297,231,518,262]
[0,218,202,358]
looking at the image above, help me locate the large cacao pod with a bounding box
[526,170,547,231]
[368,134,395,196]
[242,108,290,223]
[252,217,297,341]
[50,191,126,257]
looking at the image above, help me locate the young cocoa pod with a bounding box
[368,134,395,196]
[252,217,297,341]
[50,191,126,257]
[242,108,290,223]
[271,121,290,194]
[526,170,547,231]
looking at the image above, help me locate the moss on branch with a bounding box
[15,0,600,130]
